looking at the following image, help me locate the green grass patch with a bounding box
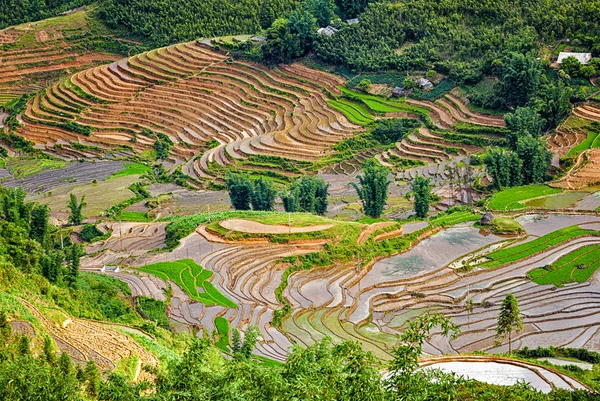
[117,211,152,222]
[112,163,152,177]
[138,259,236,308]
[430,209,481,226]
[488,185,563,210]
[523,191,588,210]
[481,226,600,269]
[530,244,600,286]
[6,158,67,178]
[489,217,525,235]
[328,99,374,125]
[566,130,600,159]
[214,316,230,352]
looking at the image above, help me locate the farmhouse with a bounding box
[557,52,592,65]
[317,26,339,36]
[391,86,407,97]
[418,77,433,90]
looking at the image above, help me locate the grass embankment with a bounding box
[529,244,600,286]
[138,259,236,308]
[488,185,563,210]
[489,218,525,235]
[479,225,600,269]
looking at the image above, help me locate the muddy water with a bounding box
[364,224,502,287]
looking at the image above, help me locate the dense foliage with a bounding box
[410,175,432,219]
[98,0,300,46]
[226,174,277,211]
[281,175,329,215]
[0,0,86,29]
[371,118,420,145]
[351,160,390,218]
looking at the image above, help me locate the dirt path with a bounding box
[219,218,333,234]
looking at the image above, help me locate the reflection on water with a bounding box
[363,225,502,287]
[516,214,600,237]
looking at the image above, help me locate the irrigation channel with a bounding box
[83,214,600,371]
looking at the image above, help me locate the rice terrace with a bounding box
[2,1,600,400]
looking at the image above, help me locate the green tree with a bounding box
[226,174,254,211]
[516,135,551,184]
[85,360,101,398]
[304,0,336,27]
[351,160,390,218]
[500,52,542,107]
[67,243,82,287]
[281,176,329,215]
[335,0,371,18]
[0,187,32,228]
[371,118,420,145]
[154,133,173,160]
[504,107,542,150]
[496,293,523,354]
[560,56,582,77]
[40,251,62,284]
[262,10,316,64]
[234,325,260,361]
[484,148,522,190]
[410,175,432,219]
[29,204,49,246]
[67,194,86,226]
[42,336,56,365]
[251,177,276,211]
[357,78,371,92]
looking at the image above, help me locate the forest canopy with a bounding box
[0,0,87,29]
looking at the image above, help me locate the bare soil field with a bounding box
[219,219,333,234]
[16,43,360,178]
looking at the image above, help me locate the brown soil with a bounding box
[220,218,333,234]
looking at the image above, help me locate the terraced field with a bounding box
[14,42,359,178]
[84,211,600,363]
[0,10,123,105]
[19,298,158,381]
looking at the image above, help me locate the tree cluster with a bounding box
[371,118,421,145]
[98,0,300,46]
[281,175,329,215]
[484,107,552,190]
[0,0,86,29]
[226,174,277,211]
[351,160,390,218]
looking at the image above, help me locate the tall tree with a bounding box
[29,204,49,246]
[500,52,542,108]
[484,148,522,190]
[410,175,432,219]
[67,194,86,226]
[281,176,329,215]
[67,243,82,287]
[504,107,542,150]
[516,135,551,184]
[496,294,523,354]
[303,0,336,27]
[251,177,276,211]
[226,174,254,211]
[351,160,390,218]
